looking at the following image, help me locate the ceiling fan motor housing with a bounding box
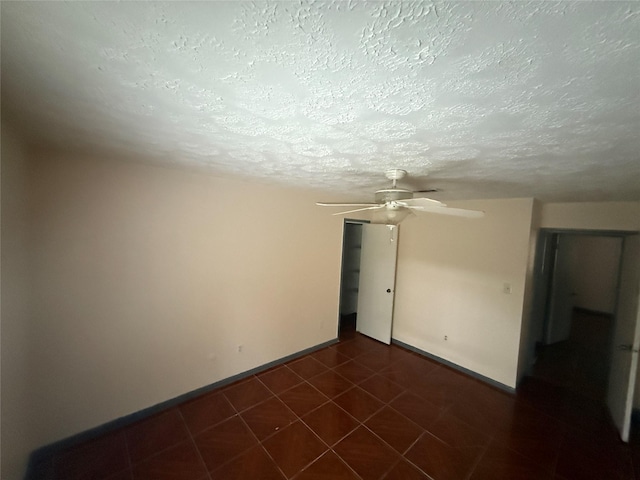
[374,188,413,203]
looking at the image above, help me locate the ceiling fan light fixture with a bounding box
[371,205,412,225]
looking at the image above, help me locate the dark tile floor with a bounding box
[35,317,637,480]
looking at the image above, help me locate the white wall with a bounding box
[1,123,34,479]
[26,152,343,451]
[393,198,536,388]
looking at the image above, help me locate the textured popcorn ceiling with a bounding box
[1,1,639,202]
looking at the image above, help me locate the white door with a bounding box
[545,235,575,344]
[607,234,640,442]
[356,224,399,344]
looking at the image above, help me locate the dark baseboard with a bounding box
[392,338,516,394]
[24,337,338,480]
[573,307,614,318]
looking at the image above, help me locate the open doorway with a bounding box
[529,231,623,401]
[338,220,364,339]
[337,220,399,344]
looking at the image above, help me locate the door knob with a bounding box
[618,344,636,351]
[386,289,391,293]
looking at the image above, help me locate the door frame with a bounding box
[532,228,632,354]
[527,227,638,433]
[337,219,369,338]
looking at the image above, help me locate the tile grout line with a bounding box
[233,402,292,480]
[258,347,375,479]
[176,407,214,480]
[251,370,352,478]
[121,427,134,480]
[463,436,493,480]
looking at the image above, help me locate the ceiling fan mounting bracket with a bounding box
[377,169,412,201]
[384,169,407,182]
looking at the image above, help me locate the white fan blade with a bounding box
[332,205,385,216]
[398,197,445,207]
[316,202,379,207]
[409,205,485,218]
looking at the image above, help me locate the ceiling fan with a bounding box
[316,169,484,225]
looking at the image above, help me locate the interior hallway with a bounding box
[529,309,614,402]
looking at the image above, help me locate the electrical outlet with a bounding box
[237,344,243,353]
[444,335,448,341]
[503,283,512,294]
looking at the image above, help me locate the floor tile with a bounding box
[382,460,431,480]
[240,396,297,440]
[491,402,564,472]
[427,407,491,448]
[223,377,273,412]
[211,445,285,480]
[330,340,368,359]
[126,408,189,463]
[334,426,400,480]
[469,442,553,480]
[333,386,384,422]
[312,348,351,368]
[179,391,236,434]
[193,415,258,471]
[287,356,329,379]
[257,366,304,395]
[405,432,484,480]
[449,383,517,434]
[293,451,360,480]
[355,349,400,372]
[554,427,634,480]
[278,381,329,417]
[358,374,405,403]
[378,355,438,389]
[389,391,446,430]
[302,401,360,446]
[307,370,354,398]
[104,470,134,480]
[131,441,208,480]
[262,421,328,478]
[407,365,475,407]
[333,359,375,384]
[364,406,424,454]
[54,430,129,480]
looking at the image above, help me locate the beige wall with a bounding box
[541,202,640,231]
[393,198,536,388]
[1,123,34,479]
[6,142,640,475]
[26,152,342,449]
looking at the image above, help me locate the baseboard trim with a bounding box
[25,337,338,479]
[573,306,614,318]
[392,338,516,394]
